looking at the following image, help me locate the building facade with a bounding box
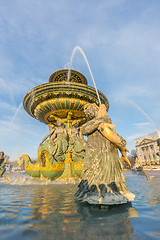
[135,131,160,166]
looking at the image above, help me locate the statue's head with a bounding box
[48,123,55,131]
[84,103,99,119]
[57,120,64,127]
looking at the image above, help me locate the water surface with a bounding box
[0,171,160,240]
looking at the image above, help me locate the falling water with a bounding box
[67,46,101,106]
[0,77,15,105]
[129,100,159,131]
[120,98,159,131]
[0,77,6,87]
[1,102,23,145]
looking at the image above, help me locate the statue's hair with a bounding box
[84,103,99,119]
[84,103,98,111]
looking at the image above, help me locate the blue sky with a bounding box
[0,0,160,161]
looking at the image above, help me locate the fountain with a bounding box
[1,48,160,239]
[16,45,135,203]
[16,46,136,206]
[18,68,109,181]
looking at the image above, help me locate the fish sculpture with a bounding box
[97,104,131,167]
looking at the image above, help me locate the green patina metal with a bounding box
[40,171,63,180]
[26,171,40,178]
[18,69,109,181]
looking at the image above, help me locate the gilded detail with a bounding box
[20,69,108,181]
[19,66,134,203]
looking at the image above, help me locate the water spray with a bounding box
[67,46,102,106]
[1,102,23,146]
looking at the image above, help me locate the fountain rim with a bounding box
[23,81,109,121]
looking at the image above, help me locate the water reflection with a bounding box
[24,185,138,240]
[145,177,160,205]
[75,202,138,240]
[0,172,160,240]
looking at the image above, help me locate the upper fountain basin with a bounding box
[49,69,88,85]
[23,69,109,125]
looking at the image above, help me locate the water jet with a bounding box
[67,46,102,105]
